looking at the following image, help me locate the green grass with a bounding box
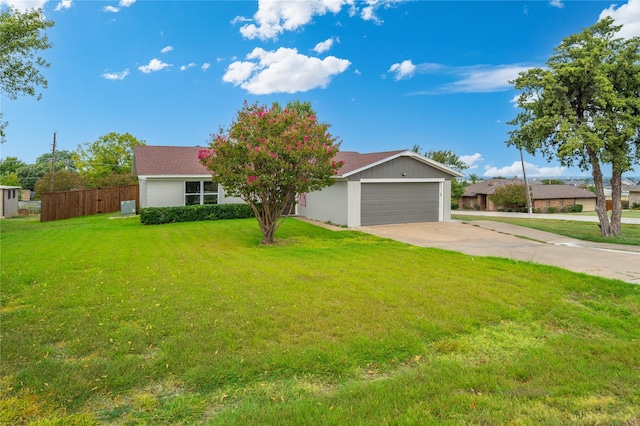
[2,214,639,425]
[453,214,640,246]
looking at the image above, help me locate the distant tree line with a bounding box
[0,132,145,197]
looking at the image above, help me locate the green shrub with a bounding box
[560,204,583,213]
[139,204,254,225]
[546,207,557,213]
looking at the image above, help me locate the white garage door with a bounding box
[361,182,440,226]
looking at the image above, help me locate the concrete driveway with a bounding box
[358,221,640,284]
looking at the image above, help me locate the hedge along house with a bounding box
[298,150,464,227]
[132,146,463,227]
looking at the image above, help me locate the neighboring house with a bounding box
[459,178,597,212]
[0,186,21,218]
[133,146,463,227]
[629,185,640,207]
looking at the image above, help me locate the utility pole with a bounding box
[519,147,533,215]
[49,131,56,193]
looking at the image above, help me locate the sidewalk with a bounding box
[454,210,640,224]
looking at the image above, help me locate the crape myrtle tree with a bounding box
[507,18,640,237]
[199,100,343,245]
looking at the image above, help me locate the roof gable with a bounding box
[336,150,464,178]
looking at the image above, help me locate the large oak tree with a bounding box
[507,18,640,237]
[200,101,342,244]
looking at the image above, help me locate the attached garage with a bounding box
[299,150,463,227]
[361,181,440,226]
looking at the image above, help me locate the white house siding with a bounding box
[218,187,245,205]
[298,180,349,226]
[443,180,452,221]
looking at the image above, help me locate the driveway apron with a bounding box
[358,221,640,284]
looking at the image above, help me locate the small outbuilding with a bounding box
[132,146,463,227]
[0,186,21,218]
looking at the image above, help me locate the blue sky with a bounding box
[1,0,639,178]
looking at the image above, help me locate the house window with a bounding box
[185,181,218,205]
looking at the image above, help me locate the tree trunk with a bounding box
[588,148,613,237]
[609,168,623,237]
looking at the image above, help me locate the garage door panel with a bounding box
[361,182,439,226]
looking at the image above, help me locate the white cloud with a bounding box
[54,0,72,11]
[388,59,416,80]
[138,58,172,73]
[549,0,564,9]
[102,69,129,80]
[160,46,173,53]
[202,63,211,71]
[0,0,47,10]
[231,15,251,24]
[460,153,483,170]
[313,37,336,54]
[599,0,640,39]
[484,161,566,178]
[223,47,350,95]
[237,0,398,40]
[101,0,134,13]
[448,65,531,93]
[180,62,196,71]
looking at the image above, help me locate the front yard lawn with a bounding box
[1,215,639,424]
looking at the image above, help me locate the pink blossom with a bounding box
[198,149,213,160]
[247,175,257,185]
[297,142,302,150]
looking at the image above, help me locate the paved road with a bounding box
[358,220,640,284]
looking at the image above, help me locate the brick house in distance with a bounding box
[459,178,597,212]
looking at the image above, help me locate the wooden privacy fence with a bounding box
[40,185,139,222]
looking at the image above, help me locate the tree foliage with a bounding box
[200,101,342,244]
[73,132,145,186]
[507,18,640,237]
[0,8,54,142]
[35,170,86,198]
[489,184,528,212]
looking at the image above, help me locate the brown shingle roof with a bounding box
[133,146,461,178]
[531,185,596,199]
[133,145,210,176]
[334,150,405,175]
